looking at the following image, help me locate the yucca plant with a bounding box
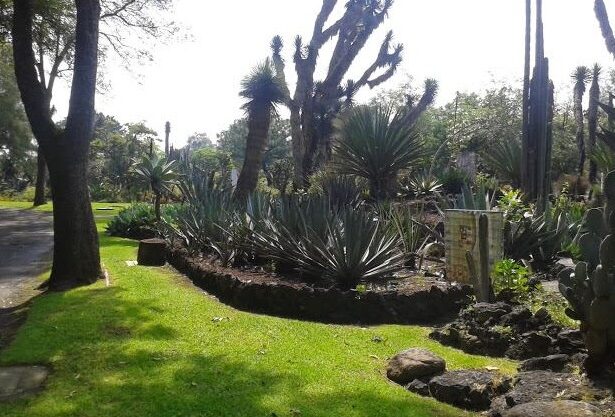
[133,155,179,220]
[332,105,423,200]
[481,139,522,187]
[387,205,430,269]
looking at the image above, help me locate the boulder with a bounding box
[428,370,512,411]
[518,354,571,372]
[505,331,552,359]
[502,400,602,417]
[386,348,446,385]
[470,303,513,324]
[137,238,167,266]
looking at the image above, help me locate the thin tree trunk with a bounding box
[154,192,161,220]
[573,83,586,177]
[234,107,272,201]
[33,150,47,206]
[588,66,600,184]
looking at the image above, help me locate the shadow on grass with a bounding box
[0,284,459,417]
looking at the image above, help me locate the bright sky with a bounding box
[52,0,615,147]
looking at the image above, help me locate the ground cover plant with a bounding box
[0,207,516,417]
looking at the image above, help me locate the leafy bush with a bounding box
[106,203,161,239]
[491,259,530,296]
[437,167,467,195]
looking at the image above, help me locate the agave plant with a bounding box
[332,105,423,200]
[403,171,443,199]
[133,155,179,220]
[294,209,405,289]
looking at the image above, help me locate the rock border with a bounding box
[166,244,472,325]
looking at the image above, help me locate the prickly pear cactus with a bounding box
[559,171,615,369]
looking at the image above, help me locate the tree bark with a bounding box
[47,156,101,290]
[521,0,531,191]
[234,106,272,201]
[588,66,600,184]
[12,0,103,291]
[573,78,587,177]
[33,149,47,206]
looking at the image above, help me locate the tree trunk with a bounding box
[234,106,272,201]
[588,66,600,184]
[33,150,47,206]
[12,0,102,291]
[46,157,102,291]
[154,191,161,220]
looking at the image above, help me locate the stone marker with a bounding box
[0,366,49,401]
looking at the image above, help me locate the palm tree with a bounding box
[234,59,285,201]
[332,105,423,200]
[588,64,601,184]
[572,66,591,177]
[595,0,615,58]
[133,155,178,220]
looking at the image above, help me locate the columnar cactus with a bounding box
[559,170,615,370]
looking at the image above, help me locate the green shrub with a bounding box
[492,259,530,296]
[106,203,159,239]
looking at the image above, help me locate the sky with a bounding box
[52,0,615,148]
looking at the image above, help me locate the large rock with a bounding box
[502,400,602,417]
[428,370,512,411]
[470,303,512,324]
[386,348,446,385]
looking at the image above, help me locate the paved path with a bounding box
[0,209,53,308]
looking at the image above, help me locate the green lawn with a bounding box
[0,205,516,417]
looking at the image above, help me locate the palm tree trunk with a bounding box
[154,192,161,220]
[521,0,531,190]
[588,66,600,184]
[234,106,272,201]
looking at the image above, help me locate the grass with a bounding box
[0,204,517,417]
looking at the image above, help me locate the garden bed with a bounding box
[166,244,473,325]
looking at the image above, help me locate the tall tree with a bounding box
[572,66,590,177]
[12,0,102,290]
[588,64,601,184]
[233,59,285,201]
[164,121,170,157]
[271,0,410,187]
[1,0,175,206]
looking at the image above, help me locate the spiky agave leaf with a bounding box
[240,58,286,114]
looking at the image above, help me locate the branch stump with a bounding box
[137,238,167,266]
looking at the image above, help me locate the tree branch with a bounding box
[595,0,615,59]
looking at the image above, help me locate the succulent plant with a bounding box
[559,170,615,370]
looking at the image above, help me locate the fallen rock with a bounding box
[386,348,446,385]
[502,400,602,417]
[518,354,570,372]
[505,331,553,359]
[0,366,49,401]
[428,370,512,411]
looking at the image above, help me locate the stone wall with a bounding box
[167,245,472,325]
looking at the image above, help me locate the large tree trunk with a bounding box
[234,107,272,201]
[12,0,102,291]
[33,150,47,206]
[47,156,101,290]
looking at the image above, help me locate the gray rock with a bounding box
[490,370,614,415]
[518,354,571,372]
[502,400,602,417]
[471,303,512,324]
[0,366,49,401]
[386,348,446,385]
[428,370,512,411]
[423,242,445,258]
[405,379,430,396]
[505,331,552,359]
